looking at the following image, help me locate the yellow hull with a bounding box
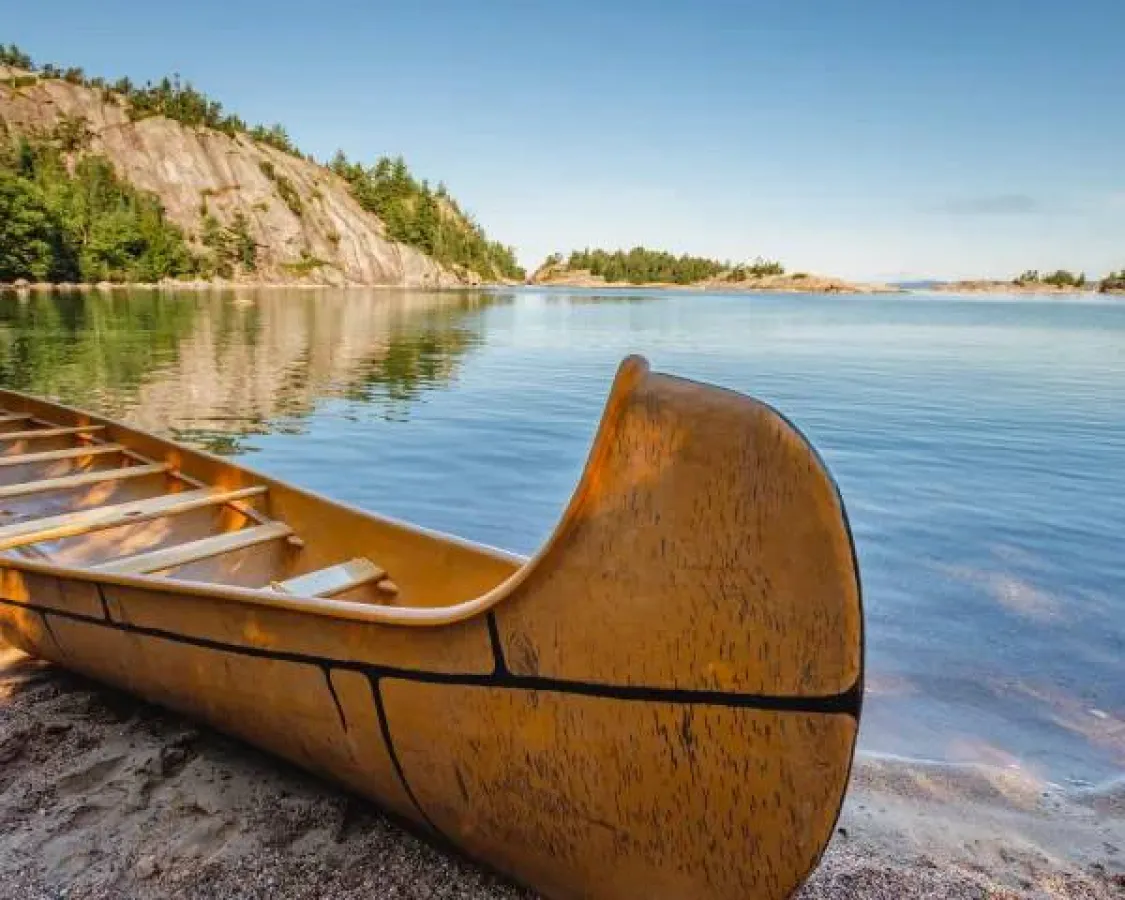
[0,356,862,899]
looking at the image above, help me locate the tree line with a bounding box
[1014,268,1125,292]
[552,247,785,285]
[329,151,523,280]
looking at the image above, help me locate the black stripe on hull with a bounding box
[0,595,862,718]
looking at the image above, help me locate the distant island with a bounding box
[530,248,901,294]
[931,269,1125,296]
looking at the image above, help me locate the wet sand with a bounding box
[2,644,1122,899]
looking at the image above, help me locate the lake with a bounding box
[0,286,1122,785]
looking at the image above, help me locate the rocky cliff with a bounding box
[0,68,466,287]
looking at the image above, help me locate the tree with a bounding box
[0,171,68,280]
[1100,270,1125,292]
[0,43,33,70]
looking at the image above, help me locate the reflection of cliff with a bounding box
[0,289,504,451]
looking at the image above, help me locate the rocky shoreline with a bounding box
[2,277,1122,298]
[528,267,903,294]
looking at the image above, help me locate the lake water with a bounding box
[0,286,1122,786]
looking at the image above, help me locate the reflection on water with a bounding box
[0,289,507,453]
[0,285,1122,785]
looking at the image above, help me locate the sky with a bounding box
[8,0,1125,280]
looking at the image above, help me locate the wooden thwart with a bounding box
[0,485,267,551]
[272,557,385,597]
[94,521,292,575]
[0,425,105,442]
[0,413,33,425]
[0,443,123,467]
[0,463,171,500]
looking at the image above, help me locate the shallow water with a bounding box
[0,286,1122,784]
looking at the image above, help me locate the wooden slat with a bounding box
[93,521,292,575]
[0,425,104,442]
[0,485,268,551]
[0,443,122,467]
[0,413,33,425]
[272,558,384,597]
[0,463,171,500]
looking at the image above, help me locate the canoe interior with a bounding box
[0,398,521,606]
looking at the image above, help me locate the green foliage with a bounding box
[198,211,258,278]
[1100,270,1125,292]
[1014,269,1086,288]
[564,247,727,285]
[0,170,68,280]
[0,43,33,70]
[281,250,330,277]
[727,257,786,280]
[258,159,303,217]
[329,151,524,281]
[0,126,198,282]
[247,123,299,156]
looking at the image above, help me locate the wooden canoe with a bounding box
[0,355,863,899]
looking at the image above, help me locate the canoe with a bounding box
[0,355,863,899]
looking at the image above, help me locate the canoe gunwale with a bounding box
[0,357,653,628]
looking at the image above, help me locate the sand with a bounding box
[2,643,1122,899]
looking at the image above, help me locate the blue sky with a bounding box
[9,1,1125,280]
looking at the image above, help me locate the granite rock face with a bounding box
[0,71,464,286]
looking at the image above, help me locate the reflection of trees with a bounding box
[0,288,504,452]
[0,290,197,401]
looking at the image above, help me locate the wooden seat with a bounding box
[0,425,104,442]
[0,444,123,467]
[272,557,385,597]
[0,463,171,500]
[93,521,293,575]
[0,413,33,425]
[0,485,267,551]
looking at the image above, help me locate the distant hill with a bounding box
[0,45,522,286]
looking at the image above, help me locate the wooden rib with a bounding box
[272,558,385,597]
[0,463,170,500]
[0,444,123,467]
[93,521,292,575]
[0,485,268,551]
[0,413,33,425]
[0,425,104,442]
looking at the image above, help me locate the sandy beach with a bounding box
[1,643,1121,900]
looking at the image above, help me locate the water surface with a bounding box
[1,286,1122,784]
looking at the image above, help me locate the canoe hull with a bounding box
[0,356,863,899]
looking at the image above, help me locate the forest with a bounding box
[329,151,523,281]
[555,247,784,285]
[0,122,201,283]
[1014,269,1087,288]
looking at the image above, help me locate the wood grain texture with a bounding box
[498,358,861,696]
[0,462,170,499]
[384,681,856,900]
[0,356,862,900]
